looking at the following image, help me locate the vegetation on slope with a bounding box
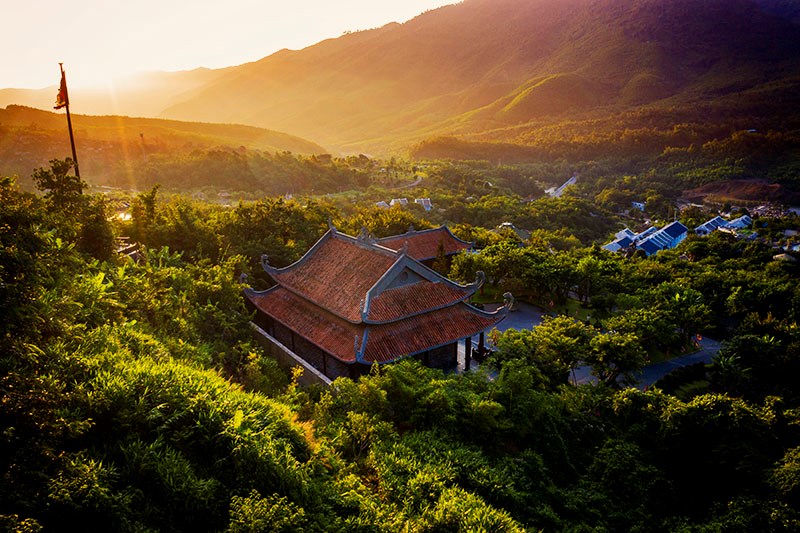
[2,159,800,530]
[0,105,326,189]
[5,0,800,158]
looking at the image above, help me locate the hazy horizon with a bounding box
[2,0,456,90]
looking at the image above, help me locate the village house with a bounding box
[603,221,689,256]
[695,214,753,236]
[244,225,509,380]
[414,197,433,211]
[695,216,729,236]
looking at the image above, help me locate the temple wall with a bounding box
[415,342,458,371]
[293,334,325,372]
[257,317,356,381]
[326,355,363,380]
[272,322,294,350]
[250,323,331,387]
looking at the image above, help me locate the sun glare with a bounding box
[2,0,455,90]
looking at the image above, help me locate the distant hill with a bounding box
[135,0,800,155]
[0,105,326,188]
[683,179,800,204]
[3,0,800,161]
[0,68,225,119]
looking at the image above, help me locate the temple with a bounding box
[244,225,510,380]
[374,225,472,267]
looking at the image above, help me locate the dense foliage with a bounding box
[2,160,800,531]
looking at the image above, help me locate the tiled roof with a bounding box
[266,233,397,322]
[376,226,470,261]
[696,216,727,233]
[617,236,633,248]
[366,281,470,322]
[247,287,504,364]
[728,215,752,229]
[248,287,360,362]
[362,305,503,363]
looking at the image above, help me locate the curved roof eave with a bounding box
[357,301,511,365]
[361,253,486,323]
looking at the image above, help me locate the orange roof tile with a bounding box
[362,305,504,363]
[366,281,470,323]
[377,226,470,261]
[248,287,360,361]
[266,233,397,322]
[246,287,505,364]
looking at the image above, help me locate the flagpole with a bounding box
[57,63,80,179]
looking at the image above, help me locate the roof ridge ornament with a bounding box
[400,240,409,255]
[407,224,415,234]
[469,270,486,291]
[238,272,249,284]
[502,292,515,312]
[261,254,270,270]
[328,217,337,233]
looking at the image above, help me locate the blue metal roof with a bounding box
[662,221,688,239]
[637,240,661,256]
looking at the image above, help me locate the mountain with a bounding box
[151,0,800,154]
[4,0,800,157]
[0,105,326,187]
[0,68,224,119]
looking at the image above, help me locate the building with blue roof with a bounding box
[603,221,689,256]
[695,214,753,235]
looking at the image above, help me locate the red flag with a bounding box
[54,69,68,110]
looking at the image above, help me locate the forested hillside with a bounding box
[0,105,326,189]
[158,0,800,155]
[5,0,800,161]
[2,160,800,530]
[3,0,800,528]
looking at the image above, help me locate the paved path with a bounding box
[484,301,546,331]
[572,337,722,389]
[456,301,723,387]
[396,176,423,189]
[632,337,721,389]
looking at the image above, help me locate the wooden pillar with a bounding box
[290,330,296,352]
[322,353,328,378]
[465,336,472,372]
[478,331,485,361]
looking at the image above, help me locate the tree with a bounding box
[431,239,449,275]
[129,185,160,243]
[601,308,679,354]
[77,196,115,261]
[587,331,647,386]
[492,316,595,388]
[32,158,85,209]
[649,283,712,346]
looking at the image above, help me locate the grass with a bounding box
[470,286,513,305]
[551,298,594,322]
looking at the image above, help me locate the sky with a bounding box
[2,0,457,89]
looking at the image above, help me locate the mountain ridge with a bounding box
[0,104,327,185]
[3,0,800,157]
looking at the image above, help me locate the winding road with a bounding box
[460,301,723,388]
